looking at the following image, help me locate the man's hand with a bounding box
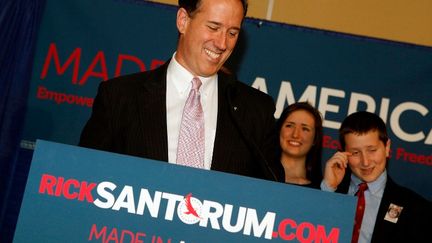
[323,151,351,190]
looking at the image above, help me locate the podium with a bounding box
[14,140,356,242]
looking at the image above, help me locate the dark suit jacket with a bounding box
[337,173,431,242]
[79,61,279,181]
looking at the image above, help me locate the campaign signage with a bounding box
[14,140,356,242]
[20,0,432,200]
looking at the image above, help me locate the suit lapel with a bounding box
[135,63,169,161]
[211,72,236,169]
[371,177,398,242]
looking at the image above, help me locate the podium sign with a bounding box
[14,140,356,242]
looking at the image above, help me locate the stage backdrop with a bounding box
[21,0,432,199]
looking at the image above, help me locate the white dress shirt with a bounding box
[166,53,218,169]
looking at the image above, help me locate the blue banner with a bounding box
[14,140,356,242]
[21,0,432,199]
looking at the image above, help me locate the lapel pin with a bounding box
[233,106,238,111]
[384,203,403,223]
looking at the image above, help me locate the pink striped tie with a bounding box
[176,77,204,168]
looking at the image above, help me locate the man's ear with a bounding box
[385,139,391,157]
[176,8,189,34]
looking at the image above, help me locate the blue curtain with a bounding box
[0,0,46,241]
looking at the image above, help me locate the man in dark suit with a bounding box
[321,111,431,242]
[79,0,279,181]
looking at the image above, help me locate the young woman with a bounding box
[277,102,323,188]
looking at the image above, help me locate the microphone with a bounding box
[226,82,279,182]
